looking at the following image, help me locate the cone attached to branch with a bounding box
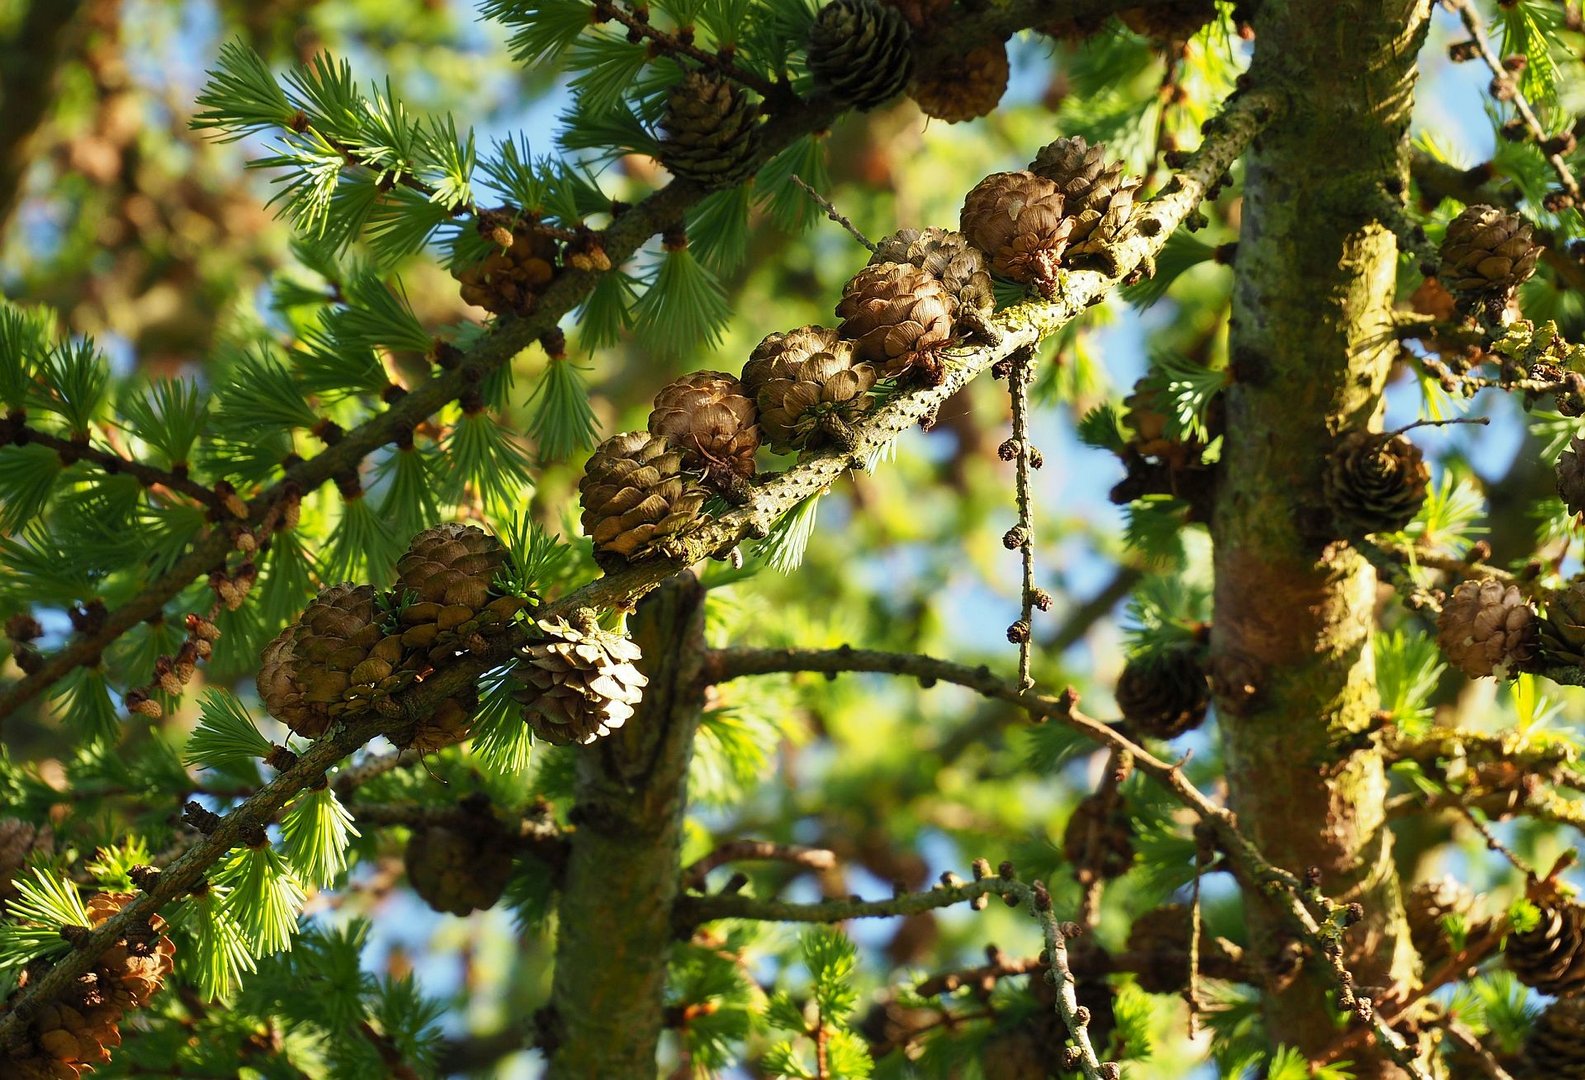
[959,171,1073,293]
[1541,581,1585,667]
[808,0,913,111]
[513,615,649,746]
[1323,430,1430,536]
[1062,791,1135,883]
[742,326,878,453]
[1558,435,1585,517]
[1125,903,1240,995]
[1439,204,1541,302]
[647,371,761,501]
[455,230,558,316]
[393,524,524,665]
[908,40,1009,123]
[835,262,956,383]
[257,583,412,738]
[1027,135,1142,269]
[1436,578,1539,680]
[1507,887,1585,997]
[406,817,516,916]
[1116,644,1210,740]
[869,227,995,337]
[1523,996,1585,1078]
[578,432,710,567]
[84,893,176,1012]
[659,71,761,188]
[1120,0,1217,41]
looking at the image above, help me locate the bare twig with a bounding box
[682,840,838,891]
[1004,346,1038,689]
[790,174,875,252]
[15,425,230,514]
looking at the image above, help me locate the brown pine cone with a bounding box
[21,1000,121,1073]
[257,584,412,739]
[742,326,878,453]
[1323,431,1430,536]
[1062,792,1134,883]
[0,818,51,913]
[455,230,559,316]
[1116,644,1209,740]
[959,171,1073,291]
[1436,579,1538,680]
[393,524,524,665]
[84,893,176,1012]
[808,0,914,111]
[1541,580,1585,667]
[578,432,710,567]
[1439,204,1540,300]
[1405,875,1496,975]
[648,371,761,499]
[1027,135,1142,268]
[869,227,995,336]
[405,818,516,916]
[909,40,1009,122]
[659,71,761,188]
[1523,995,1585,1077]
[1558,434,1585,516]
[1124,903,1240,994]
[1121,0,1217,41]
[834,262,956,382]
[1507,892,1585,996]
[514,615,649,745]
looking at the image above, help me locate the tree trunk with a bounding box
[1211,2,1431,1074]
[544,573,707,1079]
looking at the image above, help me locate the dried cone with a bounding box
[514,615,649,746]
[909,40,1009,123]
[1123,903,1237,995]
[1436,579,1539,680]
[869,227,995,337]
[1542,581,1585,667]
[742,326,878,453]
[1523,996,1585,1078]
[407,690,478,754]
[455,230,558,316]
[1439,204,1541,300]
[1507,891,1585,996]
[659,71,761,188]
[1558,434,1585,516]
[393,524,524,665]
[647,371,761,499]
[0,819,51,913]
[405,820,516,916]
[1120,0,1217,41]
[959,171,1073,291]
[1115,644,1209,740]
[808,0,913,111]
[1323,430,1430,536]
[578,432,710,566]
[834,262,956,382]
[1405,875,1495,974]
[1062,792,1134,883]
[257,584,411,738]
[84,893,176,1012]
[12,1000,122,1076]
[1028,135,1142,268]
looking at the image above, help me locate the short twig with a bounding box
[1005,346,1038,690]
[790,174,875,252]
[681,840,837,891]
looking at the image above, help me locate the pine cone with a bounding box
[1558,435,1585,516]
[578,432,710,567]
[1116,644,1209,740]
[1027,135,1142,267]
[1439,204,1541,298]
[405,820,516,916]
[257,584,411,739]
[1323,431,1430,536]
[1436,579,1539,680]
[869,227,995,335]
[22,1000,121,1074]
[393,524,524,667]
[455,230,559,316]
[834,262,956,382]
[1405,875,1496,974]
[84,893,175,1012]
[959,171,1073,291]
[513,615,649,745]
[659,71,761,188]
[742,326,878,453]
[0,818,51,913]
[877,0,950,30]
[1062,792,1134,883]
[808,0,913,111]
[1523,996,1585,1078]
[1120,0,1217,41]
[1541,581,1585,667]
[1507,893,1585,996]
[1123,903,1238,995]
[909,40,1009,122]
[648,371,761,499]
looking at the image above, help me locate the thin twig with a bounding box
[1453,798,1538,879]
[681,840,837,891]
[791,174,875,252]
[1005,346,1038,689]
[1435,1017,1518,1080]
[1446,0,1584,222]
[16,425,231,514]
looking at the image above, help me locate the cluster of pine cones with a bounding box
[2,893,175,1079]
[579,137,1143,569]
[1495,877,1585,1076]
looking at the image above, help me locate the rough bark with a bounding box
[1211,2,1431,1074]
[543,573,707,1079]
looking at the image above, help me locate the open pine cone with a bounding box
[647,371,761,500]
[578,432,710,567]
[742,326,878,453]
[1435,579,1538,680]
[868,227,994,337]
[1062,792,1134,883]
[1558,434,1585,516]
[1322,430,1430,536]
[834,262,956,382]
[1523,995,1585,1077]
[84,893,176,1012]
[514,615,649,745]
[1507,889,1585,997]
[393,524,524,666]
[959,171,1072,291]
[1439,203,1541,300]
[1027,135,1141,269]
[908,40,1009,122]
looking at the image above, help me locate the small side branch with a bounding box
[681,840,837,892]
